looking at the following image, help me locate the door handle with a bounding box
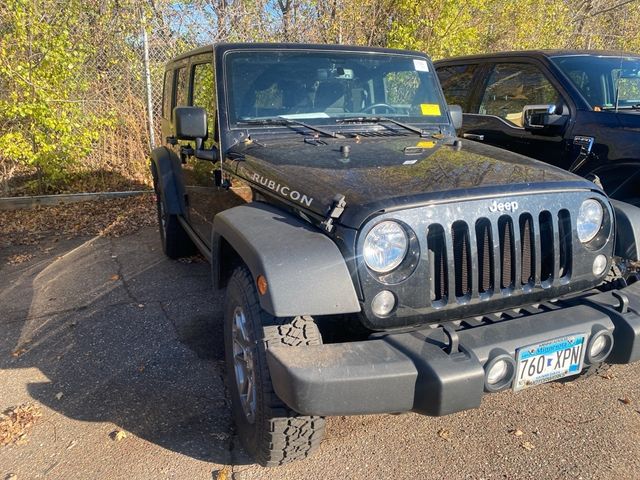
[463,133,485,141]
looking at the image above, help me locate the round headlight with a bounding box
[363,221,408,273]
[577,199,604,243]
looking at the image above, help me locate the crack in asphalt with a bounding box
[109,236,139,304]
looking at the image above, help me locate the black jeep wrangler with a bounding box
[151,43,640,467]
[434,50,640,205]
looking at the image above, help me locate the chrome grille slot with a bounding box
[519,214,535,287]
[498,216,515,290]
[558,210,572,279]
[452,221,472,299]
[427,224,448,303]
[475,219,494,294]
[539,211,554,285]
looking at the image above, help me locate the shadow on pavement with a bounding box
[0,227,244,465]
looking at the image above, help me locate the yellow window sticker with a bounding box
[420,103,441,116]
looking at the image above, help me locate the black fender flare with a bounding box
[612,199,640,261]
[150,147,186,216]
[212,203,361,317]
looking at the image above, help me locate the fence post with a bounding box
[141,12,156,150]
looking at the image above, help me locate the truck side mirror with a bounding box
[173,106,218,162]
[523,104,567,131]
[449,104,463,130]
[173,106,208,142]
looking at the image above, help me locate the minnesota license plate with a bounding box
[513,334,588,392]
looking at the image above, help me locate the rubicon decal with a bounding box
[252,173,313,207]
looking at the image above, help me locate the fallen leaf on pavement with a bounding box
[216,466,231,480]
[619,398,631,405]
[521,441,535,451]
[110,274,120,281]
[437,428,451,441]
[509,429,524,437]
[55,392,63,401]
[11,348,27,358]
[110,429,127,441]
[0,403,42,447]
[6,253,33,265]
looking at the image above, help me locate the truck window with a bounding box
[436,64,478,109]
[174,66,189,109]
[191,62,216,145]
[479,63,561,127]
[162,70,173,118]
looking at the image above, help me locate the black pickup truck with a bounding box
[435,50,640,205]
[151,43,640,466]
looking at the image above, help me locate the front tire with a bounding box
[223,265,325,466]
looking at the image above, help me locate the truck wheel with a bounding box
[153,180,194,259]
[223,265,325,466]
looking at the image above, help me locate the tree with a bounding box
[0,0,112,194]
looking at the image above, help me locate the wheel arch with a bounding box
[579,160,640,205]
[150,146,186,216]
[212,203,361,317]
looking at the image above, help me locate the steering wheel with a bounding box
[361,103,397,114]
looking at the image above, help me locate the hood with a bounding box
[229,135,595,228]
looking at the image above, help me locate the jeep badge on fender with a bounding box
[150,42,640,468]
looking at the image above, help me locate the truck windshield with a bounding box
[224,49,448,129]
[551,55,640,109]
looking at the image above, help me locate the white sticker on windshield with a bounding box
[413,59,429,72]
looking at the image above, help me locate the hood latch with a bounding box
[321,194,347,233]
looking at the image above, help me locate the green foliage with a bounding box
[0,0,114,193]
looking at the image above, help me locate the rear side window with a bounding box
[436,64,478,109]
[191,61,217,145]
[174,67,189,109]
[479,63,561,127]
[162,70,173,118]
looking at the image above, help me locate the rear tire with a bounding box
[153,178,195,259]
[223,265,325,466]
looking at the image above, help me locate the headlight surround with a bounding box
[577,199,604,243]
[363,221,408,273]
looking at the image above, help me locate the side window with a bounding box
[162,70,173,118]
[191,62,217,145]
[174,67,189,109]
[436,64,478,110]
[479,63,561,127]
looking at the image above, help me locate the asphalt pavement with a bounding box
[1,227,639,479]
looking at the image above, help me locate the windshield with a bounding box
[551,55,640,109]
[223,49,448,128]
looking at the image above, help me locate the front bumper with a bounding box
[266,281,640,417]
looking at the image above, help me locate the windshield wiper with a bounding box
[238,117,343,139]
[336,116,439,137]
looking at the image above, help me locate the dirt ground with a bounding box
[1,202,639,479]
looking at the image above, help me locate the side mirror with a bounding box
[173,106,218,162]
[173,106,208,142]
[523,104,567,131]
[449,104,463,130]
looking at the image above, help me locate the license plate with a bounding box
[513,334,588,392]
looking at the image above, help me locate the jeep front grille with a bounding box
[427,211,572,305]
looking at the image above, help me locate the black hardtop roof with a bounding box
[434,49,640,64]
[167,42,429,65]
